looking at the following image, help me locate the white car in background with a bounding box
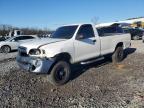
[0,35,39,53]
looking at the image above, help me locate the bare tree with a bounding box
[91,16,99,25]
[0,24,53,36]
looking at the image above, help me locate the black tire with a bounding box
[1,45,11,53]
[112,46,124,63]
[48,61,71,86]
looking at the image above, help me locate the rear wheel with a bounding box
[112,46,124,63]
[48,61,71,86]
[133,35,140,40]
[1,45,11,53]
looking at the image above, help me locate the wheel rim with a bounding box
[55,66,66,82]
[2,46,10,53]
[118,50,123,60]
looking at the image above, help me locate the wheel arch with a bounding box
[1,45,11,52]
[114,42,123,51]
[54,52,72,63]
[47,52,72,75]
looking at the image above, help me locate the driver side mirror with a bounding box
[76,34,84,40]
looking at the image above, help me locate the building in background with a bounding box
[96,17,144,28]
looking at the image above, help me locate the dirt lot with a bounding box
[0,40,144,108]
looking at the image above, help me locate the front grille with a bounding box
[18,47,28,57]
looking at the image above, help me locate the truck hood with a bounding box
[20,38,66,49]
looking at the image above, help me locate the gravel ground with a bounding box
[0,40,144,108]
[0,51,17,61]
[131,40,144,53]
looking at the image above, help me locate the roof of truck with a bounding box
[61,23,94,27]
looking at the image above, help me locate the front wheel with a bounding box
[48,61,71,86]
[1,45,11,53]
[112,46,124,63]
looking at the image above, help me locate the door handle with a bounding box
[93,39,96,43]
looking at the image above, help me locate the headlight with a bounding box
[29,49,41,55]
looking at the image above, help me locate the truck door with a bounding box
[74,24,100,62]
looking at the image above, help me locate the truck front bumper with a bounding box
[16,55,54,74]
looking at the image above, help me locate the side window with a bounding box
[77,25,95,39]
[23,36,35,39]
[16,36,34,40]
[16,36,25,40]
[97,26,124,37]
[17,31,21,35]
[14,37,21,41]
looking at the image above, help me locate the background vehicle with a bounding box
[16,24,131,86]
[123,28,144,40]
[0,36,6,42]
[8,30,23,37]
[0,35,39,53]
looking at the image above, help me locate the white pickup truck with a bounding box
[16,24,131,85]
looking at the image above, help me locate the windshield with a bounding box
[5,37,14,41]
[51,25,78,39]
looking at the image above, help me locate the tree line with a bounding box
[0,24,53,36]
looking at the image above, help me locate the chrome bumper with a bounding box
[16,55,54,74]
